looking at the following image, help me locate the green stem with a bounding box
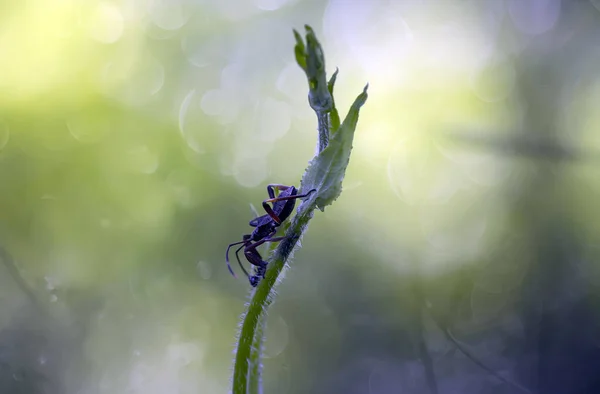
[233,25,332,394]
[231,25,367,394]
[316,111,329,153]
[232,200,316,394]
[247,318,264,394]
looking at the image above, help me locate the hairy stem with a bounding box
[231,25,367,394]
[232,200,316,394]
[247,320,265,394]
[316,111,330,153]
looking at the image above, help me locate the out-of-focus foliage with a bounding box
[1,0,600,393]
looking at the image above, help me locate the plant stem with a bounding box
[232,200,316,394]
[247,317,264,394]
[231,25,367,394]
[316,111,330,153]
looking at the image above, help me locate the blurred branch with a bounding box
[426,302,533,394]
[0,246,47,316]
[443,129,600,163]
[232,25,368,394]
[411,277,439,394]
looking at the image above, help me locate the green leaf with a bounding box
[294,25,332,113]
[293,29,307,72]
[301,84,369,211]
[327,68,340,133]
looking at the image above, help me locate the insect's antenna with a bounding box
[225,240,246,277]
[234,244,250,279]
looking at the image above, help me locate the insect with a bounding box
[226,184,316,287]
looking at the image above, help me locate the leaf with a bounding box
[301,84,369,211]
[293,25,332,113]
[327,69,340,133]
[293,29,307,72]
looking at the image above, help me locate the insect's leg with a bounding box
[261,202,282,224]
[243,235,286,266]
[234,243,250,279]
[261,189,317,223]
[246,236,286,287]
[225,239,247,277]
[301,188,317,199]
[266,184,292,199]
[244,246,266,268]
[248,234,286,251]
[265,188,316,203]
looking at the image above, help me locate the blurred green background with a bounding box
[2,0,600,393]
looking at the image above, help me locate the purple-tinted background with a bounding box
[0,1,600,393]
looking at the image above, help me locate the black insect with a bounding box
[226,184,316,287]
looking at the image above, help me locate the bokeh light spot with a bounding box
[508,0,561,35]
[148,2,188,31]
[214,0,259,21]
[89,2,125,44]
[67,114,111,143]
[200,89,228,117]
[179,90,205,154]
[255,98,291,141]
[324,0,413,85]
[264,315,289,358]
[102,54,165,106]
[179,90,224,160]
[276,62,306,103]
[166,169,193,207]
[100,218,112,229]
[233,157,268,188]
[166,340,203,367]
[181,33,227,68]
[253,0,292,11]
[196,261,212,280]
[126,145,159,174]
